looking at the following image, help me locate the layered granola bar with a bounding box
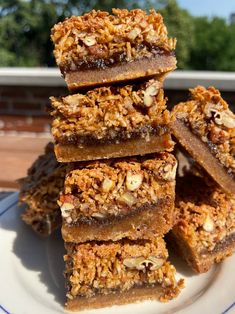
[171,86,235,195]
[19,143,66,236]
[64,238,184,311]
[49,80,174,162]
[60,153,177,243]
[169,173,235,273]
[51,9,176,90]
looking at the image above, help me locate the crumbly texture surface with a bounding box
[172,86,235,175]
[64,238,184,303]
[171,173,235,272]
[49,80,171,145]
[19,143,66,236]
[59,153,177,223]
[51,9,176,73]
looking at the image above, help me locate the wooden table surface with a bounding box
[0,135,51,188]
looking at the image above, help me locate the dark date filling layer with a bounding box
[63,199,173,227]
[61,45,174,74]
[61,196,174,242]
[171,119,235,195]
[185,122,235,179]
[175,118,234,179]
[65,281,165,298]
[57,125,169,146]
[200,232,235,256]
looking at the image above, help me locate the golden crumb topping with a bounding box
[50,80,170,142]
[51,9,176,69]
[59,153,177,222]
[19,143,66,235]
[19,142,66,213]
[64,238,183,300]
[172,86,235,174]
[175,173,235,252]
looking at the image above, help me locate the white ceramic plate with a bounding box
[0,192,235,314]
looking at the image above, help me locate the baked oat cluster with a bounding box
[65,238,183,302]
[21,178,63,235]
[169,172,235,273]
[172,86,235,174]
[50,80,170,143]
[19,143,66,236]
[51,9,176,72]
[175,174,235,253]
[59,153,177,223]
[51,8,177,89]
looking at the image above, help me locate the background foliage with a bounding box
[0,0,234,70]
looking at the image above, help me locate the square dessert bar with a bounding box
[50,80,174,162]
[19,143,66,236]
[171,86,235,195]
[59,152,177,243]
[64,238,184,311]
[170,173,235,273]
[51,9,176,90]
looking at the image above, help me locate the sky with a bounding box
[177,0,235,18]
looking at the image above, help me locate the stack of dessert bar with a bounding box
[18,7,235,312]
[50,9,183,310]
[50,8,177,162]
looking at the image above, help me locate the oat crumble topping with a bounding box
[50,80,170,143]
[21,166,66,213]
[172,86,235,174]
[64,238,183,300]
[51,9,176,72]
[174,173,235,253]
[59,153,177,223]
[19,143,66,232]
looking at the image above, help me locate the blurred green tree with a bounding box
[0,0,132,67]
[0,0,234,70]
[1,0,56,66]
[158,0,194,69]
[190,16,235,71]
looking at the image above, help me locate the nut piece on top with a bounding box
[59,153,177,243]
[18,143,66,236]
[64,238,184,311]
[169,172,235,273]
[51,9,176,90]
[171,86,235,195]
[49,79,174,162]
